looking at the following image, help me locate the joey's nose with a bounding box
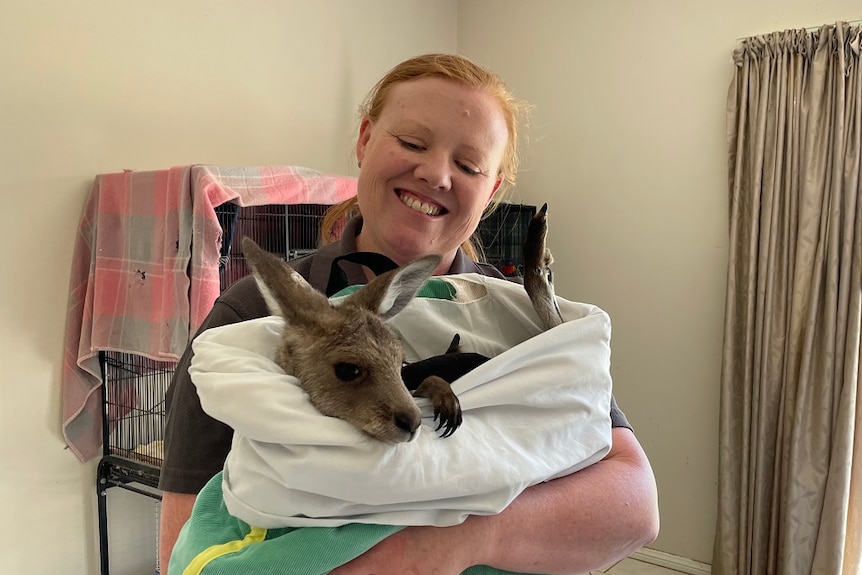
[394,411,421,435]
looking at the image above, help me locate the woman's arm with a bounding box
[330,427,659,575]
[159,491,197,571]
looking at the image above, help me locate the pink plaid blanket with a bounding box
[62,165,357,462]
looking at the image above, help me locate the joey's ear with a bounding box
[349,255,440,320]
[241,237,329,324]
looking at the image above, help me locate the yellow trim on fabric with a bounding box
[182,526,267,575]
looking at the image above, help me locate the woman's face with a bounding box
[354,76,508,271]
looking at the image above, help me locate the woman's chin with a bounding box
[388,234,448,263]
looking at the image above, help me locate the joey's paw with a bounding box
[432,394,462,438]
[414,376,462,438]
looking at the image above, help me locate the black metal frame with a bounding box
[96,453,162,574]
[96,350,170,575]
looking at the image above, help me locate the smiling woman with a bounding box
[159,53,659,574]
[321,52,530,265]
[353,76,509,271]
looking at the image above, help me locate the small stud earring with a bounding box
[357,160,362,168]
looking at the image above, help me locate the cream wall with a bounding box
[5,1,862,573]
[0,2,457,573]
[458,0,862,564]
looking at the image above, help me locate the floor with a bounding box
[589,557,692,575]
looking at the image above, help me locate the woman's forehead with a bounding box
[381,77,508,146]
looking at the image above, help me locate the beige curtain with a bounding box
[714,23,862,575]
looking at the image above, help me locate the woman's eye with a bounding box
[397,137,424,151]
[458,162,482,176]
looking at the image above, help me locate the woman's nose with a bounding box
[415,153,452,191]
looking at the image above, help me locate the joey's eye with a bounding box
[334,362,362,382]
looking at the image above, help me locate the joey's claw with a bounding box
[431,394,462,437]
[415,376,462,438]
[433,402,463,438]
[437,406,462,438]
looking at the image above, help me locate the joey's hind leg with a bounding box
[524,203,555,292]
[413,376,462,438]
[523,203,563,329]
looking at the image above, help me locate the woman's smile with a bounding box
[396,189,446,217]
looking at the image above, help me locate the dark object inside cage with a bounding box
[475,203,537,277]
[96,202,330,575]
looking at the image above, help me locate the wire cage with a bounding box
[99,203,331,471]
[95,200,535,574]
[217,203,331,289]
[475,203,537,277]
[101,352,174,466]
[97,202,332,575]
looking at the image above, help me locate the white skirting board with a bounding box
[631,547,712,575]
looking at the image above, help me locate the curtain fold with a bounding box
[715,23,862,575]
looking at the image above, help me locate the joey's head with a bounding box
[241,237,439,443]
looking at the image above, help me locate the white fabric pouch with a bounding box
[190,273,613,528]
